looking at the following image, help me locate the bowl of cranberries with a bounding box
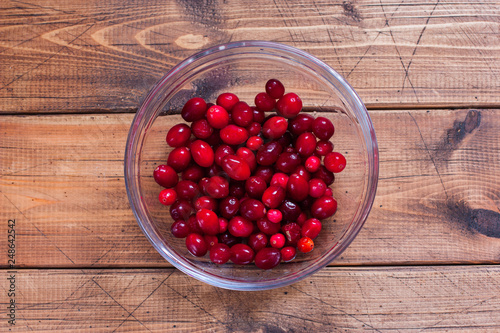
[125,41,378,290]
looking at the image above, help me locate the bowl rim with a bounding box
[125,40,379,291]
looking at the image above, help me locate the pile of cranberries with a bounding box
[153,79,346,270]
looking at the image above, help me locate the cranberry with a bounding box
[190,140,214,168]
[275,152,301,174]
[185,233,208,257]
[166,124,191,147]
[204,235,218,249]
[194,196,218,211]
[153,165,178,188]
[265,79,285,99]
[312,117,335,141]
[288,114,314,136]
[220,124,249,145]
[255,248,281,270]
[210,243,232,264]
[240,198,266,221]
[294,165,311,181]
[280,246,296,262]
[232,101,254,127]
[270,233,285,248]
[236,147,257,172]
[324,152,346,173]
[246,136,263,150]
[256,141,283,166]
[253,166,274,184]
[276,131,293,149]
[313,165,335,185]
[219,196,240,219]
[221,155,251,181]
[170,200,194,221]
[262,116,287,139]
[246,122,262,136]
[229,181,245,199]
[167,147,191,172]
[191,119,213,139]
[267,209,282,223]
[182,97,207,122]
[198,177,210,195]
[228,216,254,237]
[252,108,266,123]
[216,92,239,111]
[302,218,322,239]
[311,196,338,220]
[281,222,302,246]
[276,93,302,118]
[182,165,205,183]
[196,209,219,235]
[308,178,326,198]
[270,173,289,188]
[214,144,235,166]
[325,188,334,196]
[255,92,276,111]
[175,180,200,200]
[218,231,239,247]
[279,200,301,221]
[188,214,203,234]
[299,196,315,212]
[296,212,307,226]
[206,105,230,129]
[207,163,223,177]
[205,129,222,147]
[315,140,334,156]
[204,176,228,199]
[286,174,309,202]
[262,185,286,209]
[230,244,254,265]
[295,132,317,157]
[171,220,190,238]
[305,155,321,173]
[245,176,267,199]
[297,236,314,253]
[257,217,281,235]
[248,232,268,252]
[218,217,229,233]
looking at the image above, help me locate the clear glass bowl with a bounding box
[125,41,378,291]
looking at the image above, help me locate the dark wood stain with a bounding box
[447,200,500,238]
[342,1,361,22]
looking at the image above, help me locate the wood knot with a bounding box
[342,1,361,22]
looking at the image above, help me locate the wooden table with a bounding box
[1,0,499,331]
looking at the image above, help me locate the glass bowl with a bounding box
[125,41,378,291]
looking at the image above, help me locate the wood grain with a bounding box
[0,0,499,113]
[1,109,500,268]
[1,266,500,331]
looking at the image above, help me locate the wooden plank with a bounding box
[0,0,499,112]
[1,266,500,331]
[1,109,500,267]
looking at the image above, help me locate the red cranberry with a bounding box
[153,165,178,188]
[159,188,177,205]
[219,217,229,233]
[325,188,333,197]
[240,198,266,221]
[281,222,302,246]
[198,177,210,195]
[236,147,257,172]
[190,140,214,168]
[294,165,311,181]
[210,243,232,264]
[206,105,230,129]
[308,178,327,198]
[204,176,228,198]
[275,152,301,174]
[270,173,289,188]
[286,174,309,202]
[297,236,314,253]
[194,196,218,211]
[280,246,296,262]
[170,200,194,221]
[171,220,190,238]
[245,176,267,199]
[296,212,307,226]
[256,141,283,166]
[276,93,302,118]
[188,214,203,234]
[315,140,334,156]
[311,196,338,220]
[324,152,346,173]
[220,124,249,145]
[182,97,207,122]
[302,218,322,239]
[257,217,282,235]
[216,92,239,111]
[182,165,205,183]
[313,165,335,185]
[219,196,240,219]
[207,163,223,177]
[255,247,281,270]
[175,180,200,200]
[288,114,314,136]
[204,235,218,249]
[267,209,282,223]
[232,101,253,127]
[305,155,321,173]
[229,181,245,199]
[167,147,191,172]
[312,117,335,141]
[265,79,285,99]
[252,108,265,123]
[214,144,235,166]
[246,136,263,150]
[221,155,251,181]
[270,233,285,248]
[262,116,287,139]
[255,92,276,111]
[248,232,268,252]
[253,166,274,184]
[166,124,191,148]
[230,244,254,265]
[196,209,219,235]
[279,200,301,221]
[205,129,222,147]
[185,233,208,257]
[228,216,254,237]
[276,132,293,149]
[218,231,239,247]
[295,132,317,157]
[191,119,213,139]
[262,185,286,209]
[245,123,260,137]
